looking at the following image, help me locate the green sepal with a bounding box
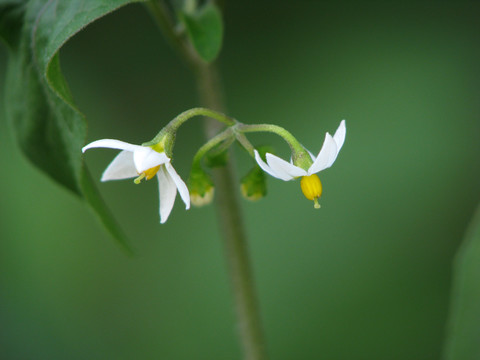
[179,1,223,63]
[292,148,314,172]
[142,131,172,157]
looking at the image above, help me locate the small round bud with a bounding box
[191,186,215,207]
[240,167,267,201]
[188,167,215,207]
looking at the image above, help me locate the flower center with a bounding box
[300,174,322,208]
[134,165,161,184]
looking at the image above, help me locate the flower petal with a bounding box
[308,133,337,174]
[82,139,140,153]
[307,150,316,162]
[133,148,170,173]
[165,162,190,210]
[333,120,346,153]
[254,150,285,180]
[324,120,346,168]
[157,166,177,224]
[266,153,307,180]
[101,150,138,181]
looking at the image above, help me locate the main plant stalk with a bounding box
[146,2,268,359]
[196,64,268,360]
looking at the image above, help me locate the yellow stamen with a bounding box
[300,174,322,208]
[144,165,161,180]
[134,165,161,184]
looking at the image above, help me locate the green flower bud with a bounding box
[188,166,215,207]
[205,148,229,168]
[240,166,267,201]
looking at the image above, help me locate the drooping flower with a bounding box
[254,120,346,208]
[82,139,190,223]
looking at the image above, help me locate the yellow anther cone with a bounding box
[300,174,322,206]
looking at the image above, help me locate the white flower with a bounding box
[82,139,190,223]
[254,120,346,208]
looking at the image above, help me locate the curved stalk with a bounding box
[192,127,234,166]
[237,123,304,155]
[168,107,236,132]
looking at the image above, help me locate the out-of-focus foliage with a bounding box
[444,204,480,360]
[179,2,223,62]
[0,2,479,360]
[0,0,149,251]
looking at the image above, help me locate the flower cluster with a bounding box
[82,109,346,223]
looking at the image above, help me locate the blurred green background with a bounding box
[1,2,479,359]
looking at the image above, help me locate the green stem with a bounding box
[234,132,255,158]
[238,123,304,154]
[146,3,268,360]
[196,62,269,360]
[145,108,235,154]
[192,127,234,166]
[168,107,236,133]
[144,0,197,69]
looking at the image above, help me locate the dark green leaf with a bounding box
[180,2,223,63]
[0,0,25,50]
[0,0,146,253]
[444,203,480,359]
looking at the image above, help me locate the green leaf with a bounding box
[180,2,223,63]
[0,0,147,254]
[444,203,480,359]
[0,0,25,50]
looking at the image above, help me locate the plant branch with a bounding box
[195,61,268,360]
[234,132,255,158]
[146,3,268,359]
[238,123,304,155]
[168,107,236,132]
[192,127,234,166]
